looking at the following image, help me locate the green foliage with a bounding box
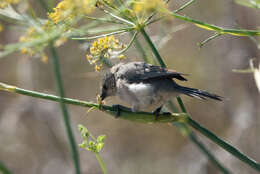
[78,124,106,153]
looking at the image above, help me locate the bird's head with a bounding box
[100,72,116,101]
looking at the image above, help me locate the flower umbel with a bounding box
[48,0,98,24]
[78,124,106,153]
[19,27,40,56]
[0,0,19,8]
[132,0,168,16]
[86,36,126,71]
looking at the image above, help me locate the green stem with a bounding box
[84,16,126,24]
[140,28,166,67]
[146,0,195,26]
[49,44,81,174]
[0,161,12,174]
[71,29,130,40]
[199,33,222,48]
[188,117,260,171]
[101,8,135,26]
[176,97,187,113]
[0,82,187,123]
[133,34,150,63]
[169,12,260,36]
[175,122,231,173]
[95,153,108,174]
[140,27,232,174]
[117,31,138,55]
[187,131,231,174]
[174,0,196,13]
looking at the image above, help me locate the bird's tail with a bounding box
[176,85,222,101]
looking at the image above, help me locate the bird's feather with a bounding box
[113,62,187,83]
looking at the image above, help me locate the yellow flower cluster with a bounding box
[86,36,126,71]
[19,27,49,62]
[48,0,98,24]
[0,0,19,8]
[133,0,167,15]
[19,27,38,56]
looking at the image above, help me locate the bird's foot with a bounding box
[162,112,172,115]
[112,104,130,118]
[152,106,162,120]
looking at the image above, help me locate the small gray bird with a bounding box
[100,62,221,117]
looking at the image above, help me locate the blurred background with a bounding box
[0,0,260,173]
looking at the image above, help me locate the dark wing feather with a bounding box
[115,62,187,83]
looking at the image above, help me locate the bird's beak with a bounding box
[100,93,106,101]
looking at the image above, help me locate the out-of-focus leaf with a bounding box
[254,68,260,92]
[234,0,260,9]
[232,69,254,73]
[249,59,260,92]
[0,6,25,23]
[233,59,260,92]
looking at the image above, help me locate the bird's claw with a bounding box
[112,104,121,118]
[152,106,162,120]
[162,112,171,115]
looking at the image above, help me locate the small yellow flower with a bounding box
[0,24,4,32]
[97,95,105,105]
[86,35,126,71]
[119,54,126,59]
[20,48,29,54]
[86,55,92,60]
[48,0,98,24]
[54,37,67,47]
[95,64,102,72]
[41,54,48,63]
[19,26,48,57]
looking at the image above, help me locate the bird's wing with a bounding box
[115,62,187,83]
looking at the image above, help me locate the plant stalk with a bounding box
[49,44,81,174]
[0,161,12,174]
[0,82,187,123]
[188,117,260,171]
[140,27,232,174]
[96,153,108,174]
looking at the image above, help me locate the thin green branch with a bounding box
[188,117,260,171]
[146,0,195,26]
[116,31,138,55]
[139,28,166,67]
[84,15,126,24]
[140,27,232,174]
[95,153,108,174]
[144,0,171,25]
[49,44,81,174]
[248,36,260,49]
[132,33,151,63]
[187,131,231,174]
[198,33,222,48]
[0,82,188,123]
[169,12,260,36]
[101,8,135,26]
[176,97,187,113]
[71,29,129,40]
[0,161,12,174]
[174,0,196,13]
